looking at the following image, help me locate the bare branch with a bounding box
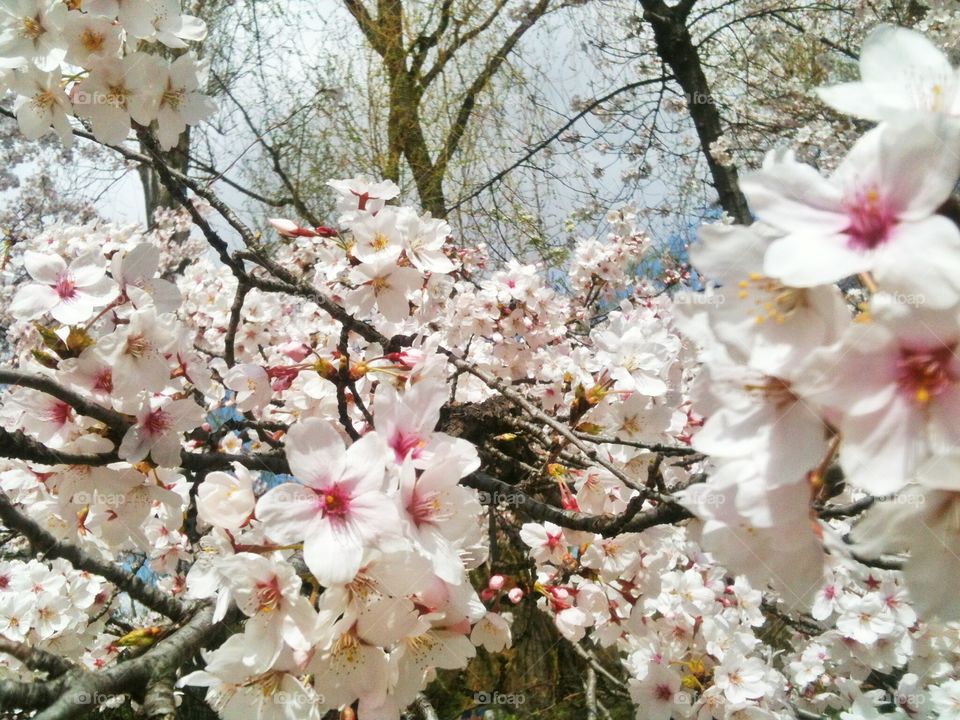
[639,0,752,222]
[341,0,385,54]
[447,75,672,213]
[420,0,510,88]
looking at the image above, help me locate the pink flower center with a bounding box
[93,369,113,394]
[655,683,673,702]
[408,489,443,526]
[143,408,171,436]
[390,430,425,463]
[54,273,77,301]
[318,484,351,518]
[45,400,73,427]
[351,190,370,210]
[254,576,282,612]
[896,344,957,404]
[843,186,895,251]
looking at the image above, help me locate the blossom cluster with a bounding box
[676,23,960,618]
[666,24,960,719]
[0,168,695,717]
[0,558,107,657]
[0,0,214,148]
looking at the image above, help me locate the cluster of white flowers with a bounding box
[0,558,107,665]
[0,0,214,148]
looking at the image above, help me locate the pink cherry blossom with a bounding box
[255,418,400,586]
[742,118,960,307]
[10,250,116,324]
[118,394,204,466]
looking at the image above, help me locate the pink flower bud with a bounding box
[267,365,300,391]
[268,218,319,238]
[480,588,496,602]
[508,588,524,604]
[279,341,311,362]
[488,574,506,591]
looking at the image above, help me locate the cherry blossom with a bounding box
[61,10,122,69]
[108,242,182,313]
[223,364,271,413]
[73,54,164,146]
[196,464,255,530]
[152,53,216,150]
[255,418,399,586]
[9,66,72,143]
[0,0,67,72]
[346,254,422,324]
[9,249,115,324]
[118,393,204,466]
[741,118,960,307]
[797,302,960,495]
[3,17,960,715]
[818,24,960,120]
[327,176,401,221]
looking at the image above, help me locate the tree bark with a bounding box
[640,0,752,224]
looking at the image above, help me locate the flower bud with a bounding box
[279,341,311,362]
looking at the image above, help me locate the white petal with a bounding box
[285,418,345,488]
[255,483,319,544]
[9,284,59,320]
[49,294,97,324]
[860,24,952,88]
[874,217,960,308]
[23,251,66,283]
[763,232,872,287]
[69,251,107,287]
[304,521,363,586]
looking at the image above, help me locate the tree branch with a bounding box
[463,471,693,536]
[447,75,672,213]
[0,369,128,437]
[0,638,74,677]
[420,0,510,88]
[639,0,751,223]
[436,0,551,185]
